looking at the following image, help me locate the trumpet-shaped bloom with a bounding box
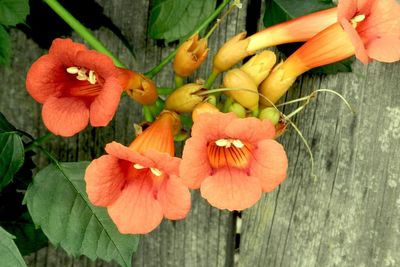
[26,38,134,136]
[338,0,400,63]
[85,112,191,234]
[180,112,288,211]
[260,0,400,105]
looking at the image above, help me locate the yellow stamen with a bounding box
[66,66,79,74]
[215,138,244,148]
[66,66,97,84]
[150,168,163,177]
[133,163,145,169]
[351,14,366,28]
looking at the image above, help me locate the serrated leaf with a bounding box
[25,162,139,267]
[0,132,24,190]
[263,0,353,74]
[0,0,29,26]
[0,25,11,66]
[149,0,216,42]
[0,227,27,267]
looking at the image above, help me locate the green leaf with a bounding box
[0,112,16,133]
[0,25,11,66]
[263,0,353,75]
[0,0,29,26]
[25,162,139,267]
[0,227,27,267]
[263,0,334,27]
[149,0,216,42]
[0,132,24,190]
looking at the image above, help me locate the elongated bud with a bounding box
[240,51,276,85]
[118,69,158,105]
[213,32,255,74]
[192,102,220,122]
[165,83,205,113]
[259,62,296,106]
[259,107,280,125]
[223,69,258,111]
[173,34,209,77]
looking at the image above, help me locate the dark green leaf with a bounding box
[263,0,353,74]
[0,0,29,26]
[263,0,334,27]
[0,132,24,190]
[0,25,11,66]
[0,227,27,267]
[0,112,16,133]
[149,0,216,42]
[25,162,139,267]
[0,150,48,256]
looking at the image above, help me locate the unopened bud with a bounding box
[259,62,296,106]
[173,34,209,77]
[118,69,158,105]
[223,68,258,111]
[165,83,205,113]
[259,107,280,125]
[192,102,220,122]
[228,103,246,118]
[240,51,276,85]
[213,32,255,73]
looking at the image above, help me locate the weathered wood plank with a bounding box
[239,50,400,267]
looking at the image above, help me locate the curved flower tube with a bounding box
[180,112,288,211]
[260,0,400,105]
[85,111,191,234]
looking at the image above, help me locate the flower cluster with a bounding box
[25,0,400,234]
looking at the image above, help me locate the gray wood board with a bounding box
[0,0,399,266]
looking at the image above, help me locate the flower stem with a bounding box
[144,0,233,79]
[175,75,184,88]
[204,71,219,89]
[43,0,126,68]
[25,132,53,152]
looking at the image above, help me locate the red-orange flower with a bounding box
[180,112,288,211]
[26,38,124,137]
[338,0,400,63]
[85,111,190,234]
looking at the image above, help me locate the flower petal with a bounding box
[225,117,275,142]
[84,155,126,206]
[200,168,262,211]
[191,112,237,140]
[42,96,89,137]
[75,50,118,78]
[250,139,288,192]
[340,19,370,64]
[26,55,62,103]
[89,77,123,127]
[107,174,163,234]
[144,150,181,176]
[49,38,88,67]
[367,36,400,62]
[157,176,191,220]
[337,0,357,21]
[105,141,153,167]
[180,137,212,189]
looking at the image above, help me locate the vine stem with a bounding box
[144,0,233,79]
[43,0,126,68]
[25,132,53,152]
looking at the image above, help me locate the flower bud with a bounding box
[223,68,258,111]
[118,69,158,105]
[213,32,255,73]
[259,107,280,125]
[228,103,246,118]
[165,83,205,113]
[192,102,220,122]
[173,34,209,77]
[259,62,297,106]
[240,51,276,85]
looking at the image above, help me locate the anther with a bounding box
[150,168,163,177]
[66,67,79,74]
[232,139,244,148]
[133,163,145,169]
[351,14,366,28]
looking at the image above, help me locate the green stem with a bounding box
[222,97,233,112]
[43,0,126,68]
[144,0,232,79]
[204,71,219,89]
[25,132,53,152]
[175,75,184,88]
[157,87,175,95]
[143,106,154,122]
